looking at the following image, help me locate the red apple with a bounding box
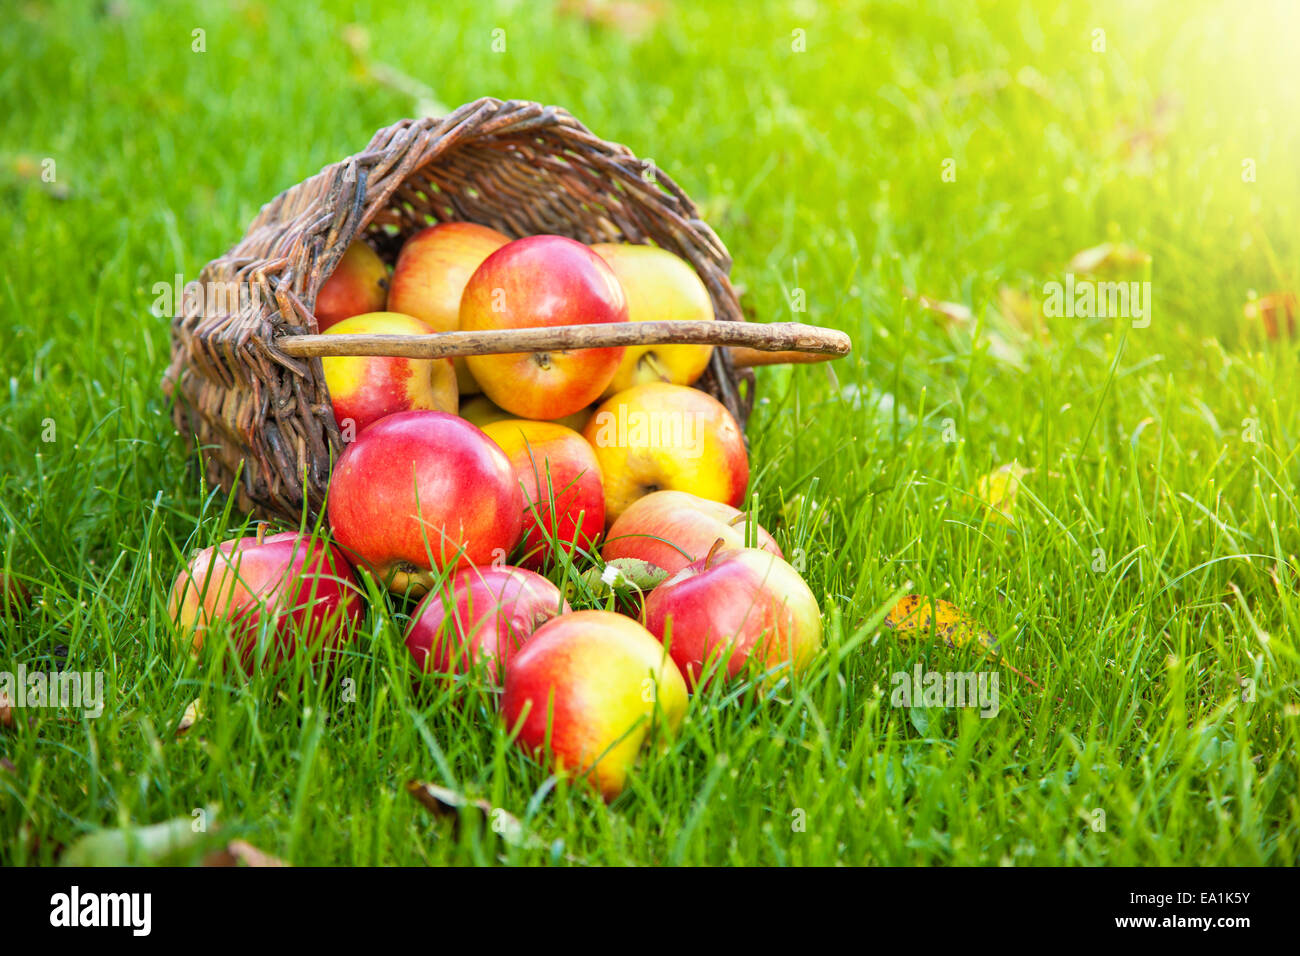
[168,531,365,671]
[314,240,388,331]
[602,489,781,578]
[583,382,749,525]
[481,419,604,569]
[326,410,523,594]
[460,235,627,420]
[388,222,511,393]
[642,544,822,690]
[502,609,687,800]
[322,311,458,437]
[405,564,568,684]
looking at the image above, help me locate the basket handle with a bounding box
[275,320,850,366]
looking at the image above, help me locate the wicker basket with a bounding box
[163,97,849,523]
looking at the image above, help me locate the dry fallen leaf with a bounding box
[202,840,289,867]
[996,286,1050,344]
[60,811,218,866]
[883,595,999,652]
[905,289,973,325]
[177,698,203,736]
[1067,242,1151,277]
[407,781,535,849]
[557,0,665,38]
[1115,93,1181,162]
[0,572,30,617]
[1244,292,1297,340]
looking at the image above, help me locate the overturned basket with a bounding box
[164,97,850,523]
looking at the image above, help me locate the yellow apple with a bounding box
[583,382,749,526]
[460,394,594,433]
[590,243,715,398]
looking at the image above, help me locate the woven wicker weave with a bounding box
[163,97,847,523]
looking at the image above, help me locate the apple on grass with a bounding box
[322,312,458,437]
[314,240,389,331]
[583,382,749,526]
[387,221,510,393]
[602,489,780,578]
[327,410,523,595]
[405,564,568,684]
[481,419,604,569]
[589,243,716,397]
[168,531,365,672]
[642,543,822,690]
[502,610,687,801]
[461,235,628,420]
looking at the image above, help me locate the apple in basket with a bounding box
[326,410,523,595]
[168,531,365,671]
[322,312,458,437]
[642,544,822,690]
[460,235,628,420]
[590,243,716,397]
[602,489,780,578]
[459,394,594,434]
[501,610,687,800]
[313,240,389,331]
[387,221,511,394]
[481,419,605,569]
[583,382,749,525]
[405,564,568,684]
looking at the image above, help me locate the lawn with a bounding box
[1,0,1298,866]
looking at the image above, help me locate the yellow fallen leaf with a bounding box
[883,595,998,652]
[996,286,1050,344]
[177,698,203,736]
[973,462,1030,525]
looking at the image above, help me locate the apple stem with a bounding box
[704,537,726,569]
[639,351,672,383]
[255,522,268,545]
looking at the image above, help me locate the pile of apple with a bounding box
[170,224,822,799]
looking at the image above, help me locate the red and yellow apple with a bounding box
[388,221,511,393]
[502,609,687,800]
[314,240,388,331]
[322,312,458,437]
[460,394,593,433]
[642,545,822,689]
[481,420,605,569]
[326,410,523,594]
[461,235,628,420]
[590,243,715,397]
[583,382,749,525]
[602,489,780,577]
[405,564,568,684]
[168,531,365,670]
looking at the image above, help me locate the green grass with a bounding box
[2,0,1299,865]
